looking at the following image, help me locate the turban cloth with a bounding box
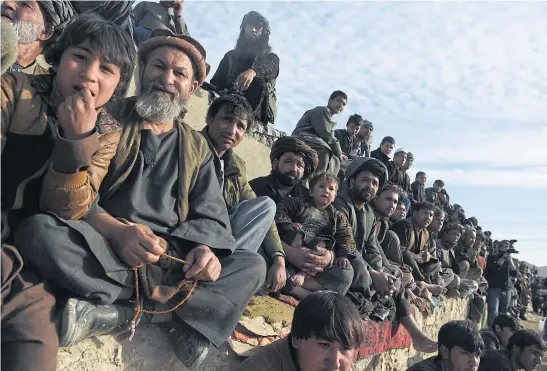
[38,0,75,30]
[270,136,318,177]
[71,1,134,31]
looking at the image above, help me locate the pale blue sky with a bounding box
[140,1,547,265]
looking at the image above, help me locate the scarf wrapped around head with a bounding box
[38,0,75,30]
[270,136,318,177]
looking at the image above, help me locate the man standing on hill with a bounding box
[210,11,279,128]
[292,90,348,176]
[133,0,190,41]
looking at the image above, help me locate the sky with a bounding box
[146,1,547,265]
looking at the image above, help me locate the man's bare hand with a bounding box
[371,269,396,296]
[265,257,286,292]
[183,245,221,282]
[234,69,256,91]
[57,87,97,140]
[110,224,165,268]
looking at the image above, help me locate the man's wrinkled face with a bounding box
[515,345,544,371]
[393,152,407,168]
[1,0,49,44]
[328,96,347,115]
[136,46,198,122]
[380,142,394,156]
[358,125,372,140]
[350,170,380,204]
[346,121,361,137]
[463,231,476,248]
[417,173,427,185]
[429,214,445,233]
[374,191,398,218]
[443,229,462,249]
[414,208,434,229]
[54,41,121,109]
[447,346,480,371]
[293,337,357,371]
[206,104,248,153]
[273,152,306,187]
[244,23,264,40]
[391,202,406,221]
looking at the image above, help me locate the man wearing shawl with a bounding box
[1,0,75,75]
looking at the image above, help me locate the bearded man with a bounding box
[15,30,266,370]
[210,11,279,128]
[1,0,74,75]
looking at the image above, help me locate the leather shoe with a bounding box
[59,298,138,347]
[168,321,210,370]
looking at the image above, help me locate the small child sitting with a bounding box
[275,172,357,299]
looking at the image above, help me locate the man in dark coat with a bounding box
[370,136,395,168]
[210,11,279,127]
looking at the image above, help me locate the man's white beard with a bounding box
[12,20,41,44]
[135,85,189,122]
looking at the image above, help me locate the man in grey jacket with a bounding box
[133,0,189,43]
[292,90,347,177]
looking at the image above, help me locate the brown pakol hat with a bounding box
[138,29,210,85]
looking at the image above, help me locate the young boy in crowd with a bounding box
[275,172,357,299]
[1,13,136,242]
[370,136,395,168]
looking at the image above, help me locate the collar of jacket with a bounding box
[200,127,241,179]
[264,174,308,199]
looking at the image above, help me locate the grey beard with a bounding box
[135,90,188,122]
[12,20,41,44]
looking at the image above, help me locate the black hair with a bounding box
[507,329,546,352]
[309,172,338,191]
[438,320,485,358]
[291,291,365,350]
[433,207,445,218]
[434,179,445,187]
[416,171,426,178]
[347,114,364,126]
[350,160,387,188]
[381,136,395,145]
[492,314,521,333]
[44,13,136,99]
[206,94,254,132]
[480,330,501,351]
[329,90,347,102]
[413,201,435,213]
[236,11,272,55]
[376,183,403,198]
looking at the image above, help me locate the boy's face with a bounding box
[55,41,121,109]
[429,214,445,233]
[346,121,361,137]
[515,344,544,371]
[206,104,248,153]
[414,208,434,229]
[393,152,407,167]
[358,125,372,139]
[391,203,406,221]
[447,346,480,371]
[380,141,394,156]
[328,96,347,114]
[293,337,357,371]
[374,190,398,218]
[312,179,337,208]
[417,173,427,185]
[494,325,516,347]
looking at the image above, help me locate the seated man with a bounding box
[2,13,136,241]
[1,0,75,74]
[436,223,465,297]
[210,11,279,127]
[391,202,444,295]
[425,179,445,207]
[201,93,286,292]
[478,329,545,371]
[480,314,521,351]
[133,0,190,43]
[411,171,427,204]
[334,114,365,180]
[292,90,347,176]
[235,291,365,371]
[334,158,437,353]
[250,136,314,204]
[456,226,484,281]
[407,320,484,371]
[15,30,266,370]
[355,119,373,158]
[275,172,356,299]
[370,136,395,168]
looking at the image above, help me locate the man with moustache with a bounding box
[293,90,348,176]
[1,0,75,75]
[210,11,279,128]
[436,223,465,297]
[334,159,437,353]
[15,30,266,370]
[391,202,444,295]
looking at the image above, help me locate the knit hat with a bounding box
[270,136,318,177]
[139,29,210,85]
